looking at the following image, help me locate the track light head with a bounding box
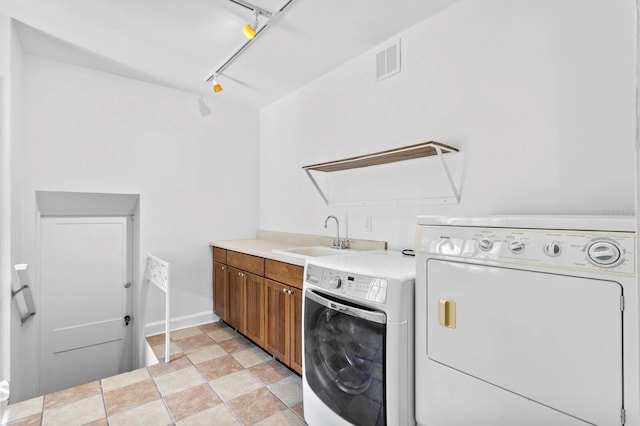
[212,76,223,93]
[243,10,259,39]
[243,23,257,39]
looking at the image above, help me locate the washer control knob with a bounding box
[478,239,493,252]
[327,276,342,289]
[587,241,621,266]
[509,241,525,254]
[544,241,562,257]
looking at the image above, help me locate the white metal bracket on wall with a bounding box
[302,141,460,207]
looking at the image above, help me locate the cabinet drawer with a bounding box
[213,247,227,263]
[265,259,303,289]
[227,250,265,276]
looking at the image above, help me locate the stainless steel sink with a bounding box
[271,246,344,259]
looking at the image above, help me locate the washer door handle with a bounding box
[306,290,387,324]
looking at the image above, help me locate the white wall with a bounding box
[260,0,637,250]
[0,15,13,399]
[10,54,259,401]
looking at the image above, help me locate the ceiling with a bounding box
[1,0,460,109]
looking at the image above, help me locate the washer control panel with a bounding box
[418,225,635,275]
[305,264,388,304]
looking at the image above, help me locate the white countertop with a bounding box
[210,238,308,266]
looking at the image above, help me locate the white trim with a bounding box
[143,311,219,337]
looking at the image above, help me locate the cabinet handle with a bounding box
[288,290,292,295]
[221,266,226,270]
[282,288,287,293]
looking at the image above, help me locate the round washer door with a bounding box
[304,290,386,426]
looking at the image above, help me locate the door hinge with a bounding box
[620,296,625,311]
[621,407,625,425]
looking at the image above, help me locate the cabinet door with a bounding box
[213,262,227,319]
[264,279,290,364]
[226,267,245,333]
[289,287,303,374]
[244,272,265,346]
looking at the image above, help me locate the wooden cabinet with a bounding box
[244,272,265,347]
[226,266,245,332]
[264,280,303,374]
[265,279,289,362]
[264,259,304,374]
[213,261,227,319]
[289,287,303,373]
[212,248,228,319]
[212,246,303,374]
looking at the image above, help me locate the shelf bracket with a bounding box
[434,144,460,203]
[304,169,329,205]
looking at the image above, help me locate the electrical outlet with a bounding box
[364,216,373,232]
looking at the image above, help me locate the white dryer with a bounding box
[302,250,415,426]
[415,216,638,426]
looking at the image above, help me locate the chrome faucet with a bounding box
[324,215,348,249]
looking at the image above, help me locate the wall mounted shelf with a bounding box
[302,141,460,206]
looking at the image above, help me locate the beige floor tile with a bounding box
[107,400,172,426]
[231,346,273,368]
[196,355,245,381]
[176,334,216,352]
[170,327,204,341]
[153,365,205,397]
[210,370,264,401]
[103,379,160,416]
[198,322,227,334]
[254,409,306,426]
[101,367,150,392]
[291,401,304,420]
[152,341,183,361]
[146,333,165,346]
[44,380,101,410]
[227,387,286,425]
[41,394,105,426]
[268,375,303,406]
[177,404,240,426]
[186,343,227,364]
[3,395,43,423]
[5,412,41,426]
[217,335,254,354]
[84,418,108,426]
[148,354,192,378]
[206,327,237,342]
[249,360,293,385]
[164,382,222,421]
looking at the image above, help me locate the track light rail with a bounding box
[204,0,298,84]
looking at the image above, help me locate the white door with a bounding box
[40,217,132,395]
[427,259,622,426]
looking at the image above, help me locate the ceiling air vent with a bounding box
[376,39,401,81]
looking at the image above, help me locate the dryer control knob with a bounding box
[478,239,493,252]
[544,241,562,257]
[509,241,525,254]
[587,241,621,266]
[327,277,342,289]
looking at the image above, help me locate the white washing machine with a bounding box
[302,250,415,426]
[415,216,639,426]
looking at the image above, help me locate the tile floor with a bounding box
[2,322,306,426]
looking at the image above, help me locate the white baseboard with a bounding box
[144,311,220,337]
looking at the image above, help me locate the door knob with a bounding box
[123,315,131,326]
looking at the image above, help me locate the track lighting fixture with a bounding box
[212,76,223,93]
[205,0,298,94]
[243,10,259,39]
